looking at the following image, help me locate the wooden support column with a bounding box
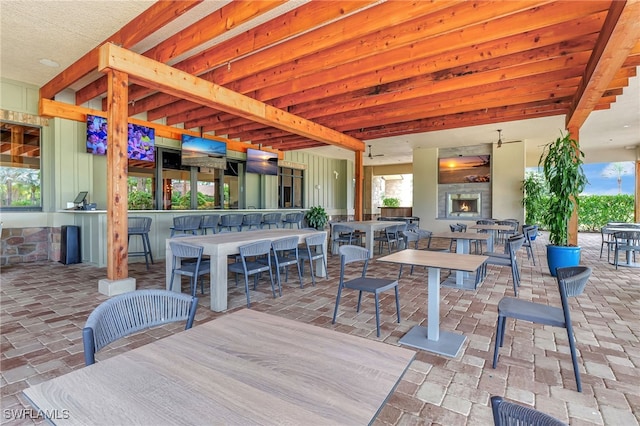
[636,159,640,223]
[568,126,580,247]
[106,69,130,281]
[354,150,363,221]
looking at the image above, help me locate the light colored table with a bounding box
[430,231,490,289]
[379,249,487,357]
[607,228,640,268]
[23,310,415,426]
[468,223,513,252]
[166,229,327,311]
[331,220,405,257]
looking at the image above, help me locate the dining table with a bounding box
[165,229,327,311]
[378,249,488,357]
[330,220,406,257]
[23,309,415,426]
[467,223,514,252]
[430,231,490,289]
[607,227,640,268]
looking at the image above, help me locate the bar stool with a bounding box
[128,216,154,270]
[170,215,202,237]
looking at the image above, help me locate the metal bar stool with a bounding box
[128,216,154,270]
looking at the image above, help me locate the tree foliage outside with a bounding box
[0,167,41,207]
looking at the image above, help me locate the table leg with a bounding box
[398,266,466,357]
[365,230,375,258]
[210,252,228,312]
[487,231,495,252]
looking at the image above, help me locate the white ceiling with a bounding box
[1,0,638,167]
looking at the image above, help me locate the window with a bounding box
[279,167,303,208]
[0,121,42,211]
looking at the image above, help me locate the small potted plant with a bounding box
[382,196,400,207]
[305,205,328,230]
[538,131,588,276]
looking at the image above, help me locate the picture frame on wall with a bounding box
[438,155,490,184]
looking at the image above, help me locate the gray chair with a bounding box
[170,215,202,237]
[599,226,615,261]
[282,212,304,228]
[169,240,210,297]
[613,230,640,269]
[262,212,281,229]
[269,236,303,293]
[492,266,592,392]
[298,232,328,286]
[522,225,537,265]
[200,214,220,234]
[491,396,567,426]
[228,240,276,308]
[242,213,263,230]
[82,289,198,366]
[219,213,244,232]
[497,219,519,243]
[332,245,400,338]
[398,229,448,276]
[374,223,406,254]
[127,216,154,270]
[484,234,526,296]
[331,224,355,255]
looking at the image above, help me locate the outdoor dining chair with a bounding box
[332,245,400,338]
[491,396,567,426]
[282,212,304,228]
[219,213,244,232]
[398,229,448,276]
[612,230,640,269]
[169,240,210,297]
[269,236,303,293]
[170,215,202,237]
[521,225,537,265]
[331,224,355,255]
[242,213,263,230]
[261,212,281,229]
[298,232,328,287]
[374,223,406,254]
[484,234,526,296]
[82,289,198,366]
[492,266,592,392]
[127,216,154,270]
[228,240,276,308]
[200,214,220,234]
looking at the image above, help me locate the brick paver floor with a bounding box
[1,231,638,425]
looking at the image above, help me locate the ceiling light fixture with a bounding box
[496,129,503,148]
[38,58,59,68]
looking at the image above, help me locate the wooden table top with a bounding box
[430,231,491,241]
[468,224,514,231]
[24,310,415,426]
[379,249,488,272]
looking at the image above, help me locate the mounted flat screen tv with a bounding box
[85,115,155,162]
[246,148,278,176]
[438,155,490,184]
[181,135,227,156]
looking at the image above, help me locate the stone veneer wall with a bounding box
[0,227,61,266]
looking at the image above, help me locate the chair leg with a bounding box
[169,273,176,292]
[244,275,251,308]
[374,293,381,338]
[295,261,303,289]
[356,291,363,312]
[566,325,582,392]
[511,262,518,297]
[394,286,400,323]
[332,286,343,324]
[492,315,504,368]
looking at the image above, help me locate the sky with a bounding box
[527,161,636,195]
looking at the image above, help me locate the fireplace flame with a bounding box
[460,202,469,212]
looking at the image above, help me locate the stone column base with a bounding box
[98,277,136,296]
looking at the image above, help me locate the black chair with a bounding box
[228,240,276,308]
[491,396,567,426]
[298,232,329,286]
[484,234,526,296]
[613,230,640,269]
[200,214,220,234]
[269,236,303,293]
[492,266,592,392]
[332,245,400,337]
[262,212,281,229]
[82,289,198,366]
[169,240,210,297]
[127,216,154,270]
[170,215,202,237]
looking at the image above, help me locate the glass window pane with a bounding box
[0,122,42,210]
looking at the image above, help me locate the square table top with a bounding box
[430,231,491,241]
[379,249,488,272]
[24,309,415,426]
[468,224,514,231]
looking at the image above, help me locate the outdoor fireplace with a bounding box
[446,192,482,218]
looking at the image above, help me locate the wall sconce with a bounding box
[333,170,339,179]
[314,184,321,190]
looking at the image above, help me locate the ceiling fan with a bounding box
[367,145,384,159]
[495,129,520,148]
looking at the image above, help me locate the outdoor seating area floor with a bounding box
[1,232,638,425]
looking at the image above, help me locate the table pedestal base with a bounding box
[399,325,466,357]
[440,273,479,290]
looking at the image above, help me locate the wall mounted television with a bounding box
[246,148,278,176]
[86,115,155,162]
[438,155,490,184]
[181,135,227,156]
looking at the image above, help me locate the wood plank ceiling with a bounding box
[39,0,640,154]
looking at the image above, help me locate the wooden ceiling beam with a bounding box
[40,1,202,101]
[567,0,640,129]
[98,43,364,152]
[78,0,286,105]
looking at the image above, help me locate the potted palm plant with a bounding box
[305,205,329,230]
[538,132,588,276]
